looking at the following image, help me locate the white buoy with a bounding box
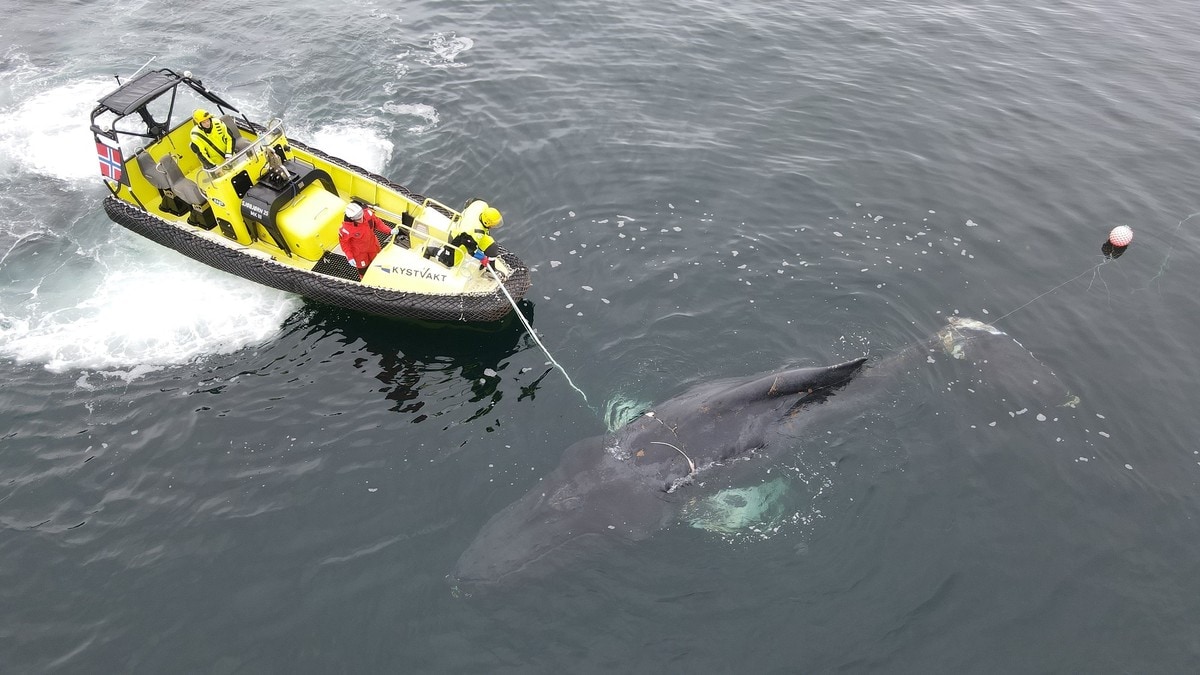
[1109,225,1133,247]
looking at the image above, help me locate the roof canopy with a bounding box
[97,69,185,116]
[92,67,241,127]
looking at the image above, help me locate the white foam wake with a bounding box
[292,123,395,175]
[381,102,439,134]
[0,77,116,183]
[0,250,300,375]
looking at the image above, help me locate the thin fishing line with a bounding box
[1087,259,1114,312]
[488,266,589,405]
[992,258,1110,325]
[996,209,1198,321]
[1142,210,1200,290]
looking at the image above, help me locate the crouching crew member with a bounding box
[450,203,504,270]
[339,202,393,279]
[189,109,234,169]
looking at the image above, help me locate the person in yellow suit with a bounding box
[189,109,234,169]
[449,203,504,270]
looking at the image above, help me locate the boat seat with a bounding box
[157,155,207,207]
[221,115,251,152]
[136,151,172,190]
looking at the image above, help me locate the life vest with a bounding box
[190,118,234,168]
[338,208,392,273]
[448,215,497,266]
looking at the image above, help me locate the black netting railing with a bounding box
[104,198,531,322]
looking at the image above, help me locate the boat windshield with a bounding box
[197,119,286,187]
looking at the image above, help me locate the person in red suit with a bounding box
[339,202,392,278]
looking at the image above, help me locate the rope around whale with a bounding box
[644,411,698,491]
[487,265,589,404]
[651,441,697,475]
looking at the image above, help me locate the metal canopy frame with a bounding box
[89,67,247,142]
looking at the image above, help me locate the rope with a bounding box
[651,440,696,475]
[992,258,1110,324]
[1142,211,1200,290]
[993,210,1200,322]
[486,265,589,404]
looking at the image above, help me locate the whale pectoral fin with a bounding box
[783,387,827,417]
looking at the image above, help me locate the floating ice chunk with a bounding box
[550,261,562,268]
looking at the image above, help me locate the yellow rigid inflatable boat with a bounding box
[89,68,531,321]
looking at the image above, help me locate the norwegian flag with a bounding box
[95,134,128,185]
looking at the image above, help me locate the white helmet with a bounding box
[344,202,364,222]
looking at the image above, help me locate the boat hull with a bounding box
[104,197,532,322]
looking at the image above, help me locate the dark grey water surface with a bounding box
[3,0,1200,672]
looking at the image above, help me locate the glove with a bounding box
[471,249,495,270]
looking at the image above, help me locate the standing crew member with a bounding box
[189,109,234,169]
[449,202,504,270]
[339,202,393,279]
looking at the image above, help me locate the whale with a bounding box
[449,318,1074,592]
